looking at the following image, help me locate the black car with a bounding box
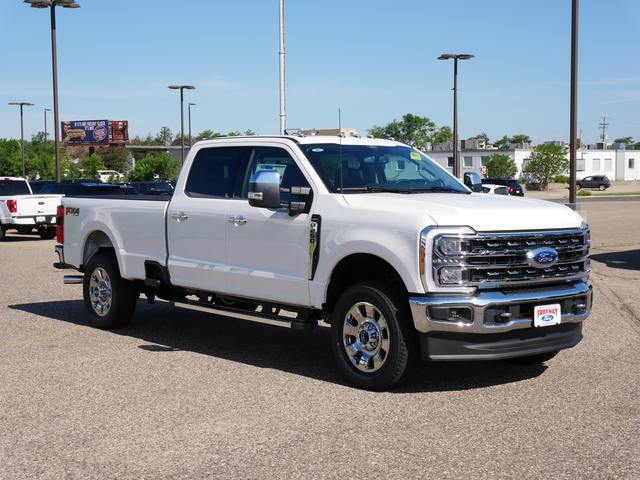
[125,181,174,196]
[481,178,524,196]
[39,182,126,196]
[577,175,610,191]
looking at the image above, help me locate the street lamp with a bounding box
[438,53,474,179]
[168,85,195,164]
[44,108,51,143]
[8,102,35,178]
[24,0,81,183]
[188,103,196,146]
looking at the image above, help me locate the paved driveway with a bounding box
[1,199,638,479]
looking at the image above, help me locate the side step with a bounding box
[171,299,317,330]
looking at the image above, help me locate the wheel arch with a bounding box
[80,229,116,272]
[323,253,407,316]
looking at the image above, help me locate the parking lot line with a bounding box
[1,326,89,349]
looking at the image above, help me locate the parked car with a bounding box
[481,178,524,196]
[577,175,610,191]
[125,181,174,196]
[38,182,125,196]
[482,184,510,195]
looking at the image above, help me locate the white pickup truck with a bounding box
[0,177,62,240]
[54,135,592,390]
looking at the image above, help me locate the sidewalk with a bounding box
[524,181,640,200]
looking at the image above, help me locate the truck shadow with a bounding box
[590,249,640,272]
[10,299,547,393]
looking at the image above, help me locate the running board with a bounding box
[171,299,317,330]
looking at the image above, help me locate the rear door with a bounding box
[166,146,246,292]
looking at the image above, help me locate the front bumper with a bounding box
[409,282,592,360]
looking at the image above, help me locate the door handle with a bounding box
[227,216,247,225]
[170,212,188,221]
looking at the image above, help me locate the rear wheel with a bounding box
[83,252,138,329]
[599,184,606,191]
[331,281,419,390]
[0,225,6,241]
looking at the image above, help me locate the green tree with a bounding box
[432,126,452,145]
[368,113,439,148]
[0,139,22,176]
[511,134,532,145]
[127,153,180,182]
[193,130,221,142]
[97,146,130,171]
[471,132,490,144]
[523,143,569,190]
[155,127,173,146]
[494,134,532,149]
[486,153,517,179]
[81,154,106,178]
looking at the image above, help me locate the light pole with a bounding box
[188,103,196,146]
[438,53,474,179]
[44,108,51,143]
[24,0,81,183]
[168,85,195,164]
[8,102,35,178]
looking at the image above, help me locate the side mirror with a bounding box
[464,172,483,192]
[248,169,282,209]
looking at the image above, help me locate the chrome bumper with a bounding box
[409,282,592,334]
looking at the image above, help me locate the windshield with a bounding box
[301,144,469,194]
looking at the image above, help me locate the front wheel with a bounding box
[83,252,139,329]
[331,281,419,390]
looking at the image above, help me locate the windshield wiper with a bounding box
[335,186,408,193]
[408,186,469,194]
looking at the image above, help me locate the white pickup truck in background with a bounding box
[0,177,62,240]
[53,135,592,390]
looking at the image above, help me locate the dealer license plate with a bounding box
[534,303,562,327]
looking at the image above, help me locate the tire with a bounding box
[505,350,559,365]
[331,281,419,390]
[37,225,56,239]
[599,184,606,191]
[83,252,139,329]
[576,184,582,190]
[0,225,5,241]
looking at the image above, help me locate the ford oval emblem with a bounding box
[526,247,559,268]
[38,201,45,205]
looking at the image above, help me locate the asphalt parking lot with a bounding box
[1,196,639,480]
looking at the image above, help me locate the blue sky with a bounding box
[1,0,639,147]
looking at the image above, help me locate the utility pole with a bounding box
[599,116,609,144]
[279,0,286,135]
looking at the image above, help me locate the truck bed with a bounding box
[62,196,170,278]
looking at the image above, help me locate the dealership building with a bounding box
[426,138,638,182]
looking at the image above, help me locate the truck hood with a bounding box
[342,193,585,231]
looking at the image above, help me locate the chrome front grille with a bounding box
[432,228,590,288]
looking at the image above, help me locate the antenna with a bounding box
[338,108,344,190]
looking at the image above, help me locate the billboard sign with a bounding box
[62,120,110,145]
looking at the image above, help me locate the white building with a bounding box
[426,140,639,181]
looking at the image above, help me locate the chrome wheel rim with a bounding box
[342,301,390,372]
[89,267,112,317]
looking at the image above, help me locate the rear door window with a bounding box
[185,146,246,198]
